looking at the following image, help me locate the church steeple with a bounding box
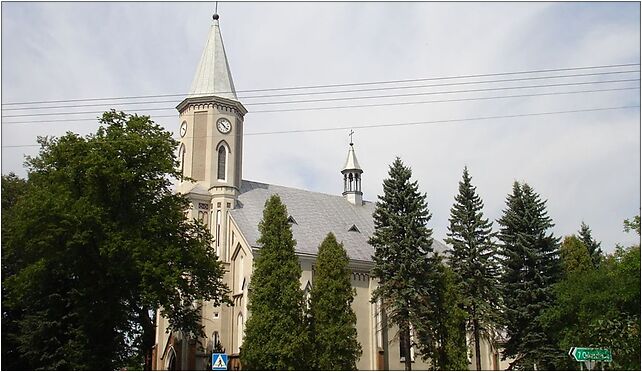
[188,12,237,100]
[342,136,363,206]
[176,11,247,192]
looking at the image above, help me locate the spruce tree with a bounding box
[309,233,362,370]
[369,157,435,371]
[240,195,310,370]
[497,182,562,370]
[445,167,501,370]
[578,222,603,268]
[415,253,469,370]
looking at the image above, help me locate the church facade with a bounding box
[153,13,507,371]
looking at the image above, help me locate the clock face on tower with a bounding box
[217,118,232,134]
[179,121,187,137]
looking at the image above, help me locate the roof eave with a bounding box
[176,95,248,116]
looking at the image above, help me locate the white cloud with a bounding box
[2,2,639,251]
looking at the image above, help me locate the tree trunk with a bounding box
[473,318,482,371]
[139,307,156,371]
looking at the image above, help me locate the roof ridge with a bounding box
[241,179,373,203]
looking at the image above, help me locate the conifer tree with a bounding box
[578,222,603,268]
[369,157,435,371]
[445,167,501,370]
[497,182,562,370]
[309,233,362,370]
[559,235,593,275]
[240,195,310,370]
[415,253,469,370]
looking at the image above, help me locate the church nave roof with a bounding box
[230,180,448,262]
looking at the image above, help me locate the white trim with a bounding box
[215,141,230,182]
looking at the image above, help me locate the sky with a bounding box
[2,2,640,251]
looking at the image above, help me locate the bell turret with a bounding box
[342,139,363,206]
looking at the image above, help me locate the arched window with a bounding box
[166,346,177,370]
[178,144,186,178]
[217,145,227,181]
[238,254,244,292]
[348,173,354,191]
[375,297,383,349]
[237,313,244,353]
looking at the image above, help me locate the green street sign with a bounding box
[569,347,612,362]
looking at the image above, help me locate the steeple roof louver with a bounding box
[188,16,237,101]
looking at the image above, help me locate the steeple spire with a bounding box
[188,11,237,100]
[342,135,364,206]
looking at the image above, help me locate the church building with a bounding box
[153,12,506,371]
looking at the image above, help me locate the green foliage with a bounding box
[369,157,435,370]
[1,111,229,370]
[497,182,562,370]
[560,235,594,275]
[309,233,362,370]
[623,215,640,235]
[578,222,603,268]
[444,167,501,370]
[240,194,311,370]
[1,173,30,368]
[1,172,28,213]
[415,254,469,370]
[541,245,640,370]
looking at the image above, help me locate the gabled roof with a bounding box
[188,17,237,101]
[229,180,448,262]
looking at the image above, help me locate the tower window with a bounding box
[217,145,227,180]
[178,144,186,178]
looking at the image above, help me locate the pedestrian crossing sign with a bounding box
[212,353,228,371]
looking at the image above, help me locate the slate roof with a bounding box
[230,180,448,263]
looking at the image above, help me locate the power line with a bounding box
[2,62,639,106]
[3,105,639,148]
[2,86,638,125]
[4,69,639,112]
[244,105,641,136]
[3,78,639,119]
[250,86,641,113]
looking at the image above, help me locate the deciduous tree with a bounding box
[1,111,229,370]
[559,235,593,275]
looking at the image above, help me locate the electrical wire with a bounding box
[2,78,639,119]
[3,105,639,148]
[2,86,640,125]
[2,62,639,106]
[3,69,639,112]
[2,86,638,125]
